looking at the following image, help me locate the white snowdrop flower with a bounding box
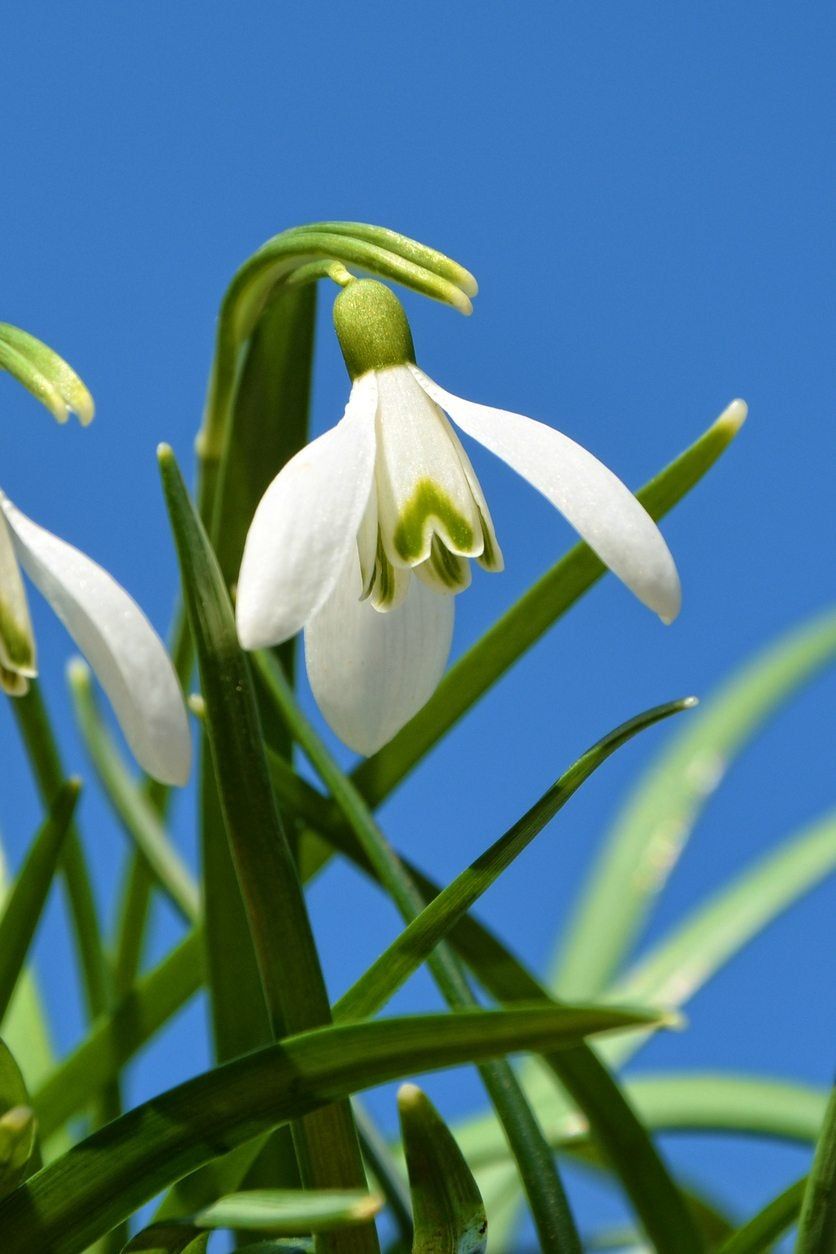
[0,492,191,786]
[236,280,684,756]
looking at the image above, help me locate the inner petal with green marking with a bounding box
[0,511,36,681]
[359,363,502,609]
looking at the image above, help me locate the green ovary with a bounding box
[0,600,34,674]
[391,478,475,563]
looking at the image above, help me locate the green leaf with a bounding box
[335,698,694,1023]
[557,609,836,998]
[264,762,703,1254]
[608,810,836,1046]
[34,931,202,1139]
[353,399,746,808]
[255,655,583,1254]
[398,1083,487,1254]
[796,1086,836,1253]
[0,1003,659,1254]
[0,780,79,1022]
[0,322,94,425]
[716,1177,805,1254]
[122,1225,209,1253]
[67,661,199,924]
[159,445,373,1251]
[192,1189,381,1234]
[456,1072,829,1170]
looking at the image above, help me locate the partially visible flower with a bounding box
[0,492,191,786]
[236,280,695,756]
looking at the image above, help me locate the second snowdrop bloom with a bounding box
[0,491,191,786]
[236,280,682,755]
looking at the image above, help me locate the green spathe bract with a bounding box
[333,280,415,379]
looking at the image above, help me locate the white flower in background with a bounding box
[236,280,685,756]
[0,493,191,786]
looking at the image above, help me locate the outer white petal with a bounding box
[412,366,681,623]
[305,549,454,756]
[236,373,377,648]
[0,494,191,785]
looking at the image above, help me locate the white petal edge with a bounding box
[411,366,681,623]
[305,548,454,756]
[0,494,191,786]
[236,372,377,648]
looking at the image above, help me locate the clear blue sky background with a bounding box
[1,3,833,1246]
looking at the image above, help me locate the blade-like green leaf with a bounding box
[159,445,374,1253]
[398,1083,487,1254]
[457,1073,829,1169]
[796,1086,836,1253]
[264,761,704,1254]
[716,1178,805,1254]
[122,1226,208,1253]
[352,1102,412,1248]
[0,322,94,425]
[0,1003,658,1254]
[34,931,202,1139]
[608,811,836,1044]
[336,698,694,1023]
[557,609,836,998]
[192,1189,381,1234]
[67,661,199,924]
[255,655,583,1254]
[353,400,746,808]
[0,780,79,1022]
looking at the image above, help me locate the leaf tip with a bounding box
[716,398,748,437]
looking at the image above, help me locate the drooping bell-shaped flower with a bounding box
[0,492,191,785]
[236,280,686,756]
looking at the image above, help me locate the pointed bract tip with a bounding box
[716,398,748,435]
[356,1195,384,1220]
[156,442,174,464]
[662,1010,688,1031]
[397,1082,424,1110]
[682,695,700,710]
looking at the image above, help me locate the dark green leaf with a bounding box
[796,1086,836,1253]
[122,1225,209,1253]
[716,1177,805,1253]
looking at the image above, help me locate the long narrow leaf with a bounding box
[192,1189,381,1234]
[0,780,79,1021]
[336,698,693,1023]
[796,1086,836,1253]
[0,1003,659,1254]
[557,609,836,998]
[67,661,199,925]
[716,1178,805,1253]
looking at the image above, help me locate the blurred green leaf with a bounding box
[557,609,836,999]
[192,1188,381,1234]
[68,662,198,924]
[0,1040,36,1195]
[0,1002,658,1254]
[336,698,694,1023]
[716,1177,805,1253]
[0,322,93,425]
[122,1225,208,1253]
[796,1086,836,1253]
[0,780,79,1022]
[353,400,746,809]
[398,1083,486,1254]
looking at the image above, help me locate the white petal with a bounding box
[374,365,482,566]
[305,549,454,756]
[1,494,191,785]
[412,367,681,623]
[236,373,377,648]
[0,509,36,676]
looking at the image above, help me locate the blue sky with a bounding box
[1,3,833,1242]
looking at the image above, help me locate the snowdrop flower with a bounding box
[0,491,191,786]
[236,280,682,756]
